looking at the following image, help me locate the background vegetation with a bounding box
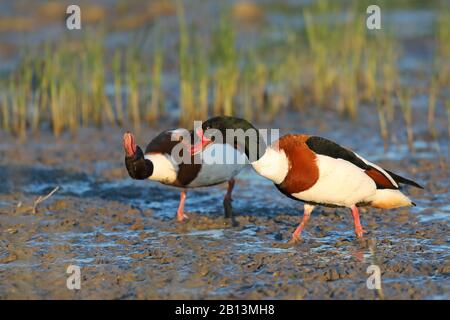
[0,0,449,150]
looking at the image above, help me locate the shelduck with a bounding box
[123,129,246,224]
[191,116,423,242]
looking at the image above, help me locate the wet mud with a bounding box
[0,108,449,299]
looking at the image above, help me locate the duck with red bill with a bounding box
[190,127,213,155]
[192,116,423,243]
[123,128,246,225]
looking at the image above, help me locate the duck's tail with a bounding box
[368,189,415,209]
[384,169,424,189]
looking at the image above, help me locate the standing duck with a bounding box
[123,129,246,224]
[191,116,423,242]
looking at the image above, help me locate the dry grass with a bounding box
[0,0,448,144]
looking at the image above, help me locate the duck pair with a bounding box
[123,116,422,242]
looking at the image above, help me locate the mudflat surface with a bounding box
[0,109,449,299]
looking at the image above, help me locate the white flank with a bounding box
[251,146,289,185]
[292,154,377,207]
[353,152,398,188]
[189,143,246,187]
[144,153,178,184]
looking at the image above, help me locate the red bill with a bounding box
[123,132,137,157]
[191,127,212,155]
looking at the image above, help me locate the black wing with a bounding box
[305,136,369,170]
[145,129,201,186]
[305,136,422,190]
[145,129,194,154]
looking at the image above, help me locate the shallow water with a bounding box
[0,1,449,300]
[0,102,448,297]
[0,121,448,299]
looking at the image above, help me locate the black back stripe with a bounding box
[145,130,188,154]
[305,136,396,189]
[145,129,202,187]
[177,156,202,186]
[385,169,424,189]
[305,136,370,170]
[305,136,423,190]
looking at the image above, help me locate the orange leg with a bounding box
[351,205,364,238]
[176,189,188,222]
[290,204,315,242]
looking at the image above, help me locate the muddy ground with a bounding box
[0,108,449,299]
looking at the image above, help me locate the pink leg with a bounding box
[176,190,188,222]
[290,204,315,242]
[351,205,364,238]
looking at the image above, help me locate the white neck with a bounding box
[251,146,289,184]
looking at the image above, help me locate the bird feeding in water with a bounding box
[191,116,423,242]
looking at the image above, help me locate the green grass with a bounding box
[211,9,238,117]
[113,49,124,125]
[146,44,164,124]
[446,100,450,139]
[397,89,414,152]
[0,0,448,145]
[177,0,194,127]
[436,8,450,87]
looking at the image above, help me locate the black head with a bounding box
[201,116,256,135]
[196,116,266,162]
[123,132,154,180]
[125,146,154,180]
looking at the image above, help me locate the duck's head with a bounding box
[191,116,266,162]
[123,132,154,180]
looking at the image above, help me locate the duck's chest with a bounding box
[251,147,290,184]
